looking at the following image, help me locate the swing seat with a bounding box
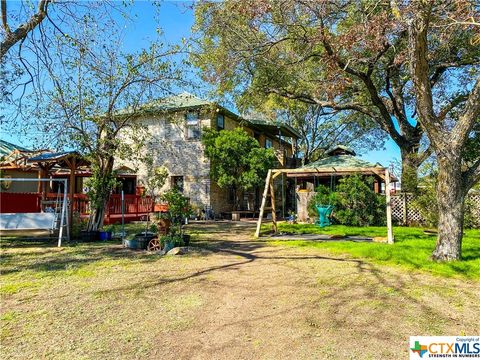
[315,205,334,228]
[0,213,56,231]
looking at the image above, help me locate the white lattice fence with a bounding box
[468,193,480,228]
[391,194,405,223]
[391,192,480,228]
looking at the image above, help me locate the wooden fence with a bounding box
[391,192,480,228]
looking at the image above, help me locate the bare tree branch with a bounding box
[0,0,51,60]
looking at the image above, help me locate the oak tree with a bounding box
[192,0,478,192]
[408,1,480,260]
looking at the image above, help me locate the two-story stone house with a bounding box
[120,92,299,215]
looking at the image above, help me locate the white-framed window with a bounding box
[265,138,273,149]
[185,111,200,139]
[216,114,224,131]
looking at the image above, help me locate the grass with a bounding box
[265,223,480,279]
[1,222,479,358]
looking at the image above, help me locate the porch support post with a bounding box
[385,168,394,244]
[64,157,76,236]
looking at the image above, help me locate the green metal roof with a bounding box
[302,155,384,170]
[325,145,356,156]
[0,140,31,158]
[140,92,213,111]
[130,92,300,139]
[28,151,79,162]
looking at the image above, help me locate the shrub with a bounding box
[160,234,184,247]
[308,175,386,226]
[160,188,193,234]
[335,175,386,226]
[412,188,438,228]
[307,185,339,218]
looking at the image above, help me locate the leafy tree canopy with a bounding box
[202,127,276,207]
[192,0,479,190]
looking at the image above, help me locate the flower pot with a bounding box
[80,230,99,242]
[99,231,112,241]
[154,203,168,212]
[163,241,175,253]
[133,233,156,250]
[124,239,139,249]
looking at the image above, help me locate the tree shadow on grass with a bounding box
[85,237,464,341]
[1,242,160,276]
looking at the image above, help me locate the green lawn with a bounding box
[265,223,480,279]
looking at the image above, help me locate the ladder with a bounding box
[41,188,69,241]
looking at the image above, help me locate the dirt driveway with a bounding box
[1,222,479,359]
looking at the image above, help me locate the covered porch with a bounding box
[1,149,152,225]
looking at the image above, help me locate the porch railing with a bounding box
[1,192,154,220]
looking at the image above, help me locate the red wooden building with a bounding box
[0,141,152,224]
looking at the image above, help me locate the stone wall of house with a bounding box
[119,110,212,209]
[119,108,295,214]
[210,181,234,214]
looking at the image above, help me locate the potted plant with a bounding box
[160,233,183,252]
[99,225,113,241]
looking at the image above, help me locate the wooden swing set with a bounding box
[254,167,395,244]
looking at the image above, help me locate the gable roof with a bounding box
[125,92,300,139]
[141,92,213,111]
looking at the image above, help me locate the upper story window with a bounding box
[172,176,184,192]
[216,114,224,131]
[265,138,273,149]
[185,111,200,140]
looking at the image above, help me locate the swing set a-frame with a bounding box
[254,166,395,244]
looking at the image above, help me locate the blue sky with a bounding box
[3,0,400,170]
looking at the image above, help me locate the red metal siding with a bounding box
[0,192,42,213]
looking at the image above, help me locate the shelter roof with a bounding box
[302,155,382,170]
[282,154,398,181]
[0,140,30,158]
[28,151,90,169]
[325,145,356,156]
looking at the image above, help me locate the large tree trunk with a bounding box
[432,157,466,261]
[87,196,109,231]
[87,156,115,231]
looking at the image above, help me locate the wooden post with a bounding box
[402,193,408,225]
[254,169,272,238]
[37,166,43,194]
[66,157,76,235]
[385,169,394,244]
[270,176,277,233]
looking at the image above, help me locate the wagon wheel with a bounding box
[147,237,161,251]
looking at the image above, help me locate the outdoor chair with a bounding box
[203,206,215,220]
[315,205,334,228]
